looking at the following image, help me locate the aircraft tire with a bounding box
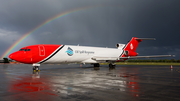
[94,63,100,67]
[109,63,116,68]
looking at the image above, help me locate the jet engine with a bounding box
[116,43,125,49]
[124,50,137,56]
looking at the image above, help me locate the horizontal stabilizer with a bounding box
[135,38,156,41]
[120,55,174,59]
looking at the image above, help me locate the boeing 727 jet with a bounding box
[9,37,173,71]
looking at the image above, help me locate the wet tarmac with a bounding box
[0,64,180,101]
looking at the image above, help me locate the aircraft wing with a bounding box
[92,55,174,62]
[119,55,174,59]
[91,57,118,61]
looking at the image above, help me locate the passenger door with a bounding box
[39,45,45,56]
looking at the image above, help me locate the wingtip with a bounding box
[172,55,176,57]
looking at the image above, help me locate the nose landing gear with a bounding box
[33,66,40,72]
[32,64,40,72]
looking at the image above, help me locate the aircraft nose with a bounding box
[9,53,14,60]
[9,52,19,60]
[9,52,25,63]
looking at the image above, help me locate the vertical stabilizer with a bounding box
[121,37,155,57]
[123,37,141,52]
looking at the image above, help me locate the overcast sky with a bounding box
[0,0,180,59]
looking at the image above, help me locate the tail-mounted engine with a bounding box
[124,50,137,56]
[116,43,125,49]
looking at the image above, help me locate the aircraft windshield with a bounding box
[19,49,24,51]
[19,48,31,51]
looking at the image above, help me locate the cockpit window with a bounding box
[19,48,31,51]
[19,49,24,51]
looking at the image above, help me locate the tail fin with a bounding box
[121,37,155,57]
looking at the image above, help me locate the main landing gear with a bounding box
[93,63,100,67]
[93,63,116,70]
[33,64,40,72]
[93,63,100,70]
[109,63,116,69]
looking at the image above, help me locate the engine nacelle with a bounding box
[116,43,125,49]
[124,50,137,56]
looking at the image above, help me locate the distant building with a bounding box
[0,58,9,63]
[3,58,9,63]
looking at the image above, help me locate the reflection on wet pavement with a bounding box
[0,64,180,101]
[8,72,57,101]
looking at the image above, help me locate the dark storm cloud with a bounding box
[0,0,180,59]
[0,1,63,31]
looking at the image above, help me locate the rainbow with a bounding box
[1,6,95,59]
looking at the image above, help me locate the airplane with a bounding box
[9,37,173,71]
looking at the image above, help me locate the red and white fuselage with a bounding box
[9,37,172,66]
[9,44,124,64]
